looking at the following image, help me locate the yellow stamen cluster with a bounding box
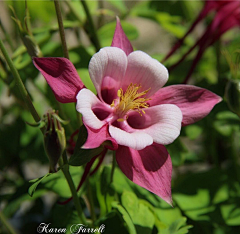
[111,83,151,121]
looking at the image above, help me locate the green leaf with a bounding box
[69,124,104,166]
[112,202,137,234]
[166,218,193,234]
[69,146,104,166]
[108,0,127,14]
[41,166,83,198]
[221,203,240,226]
[185,125,203,140]
[77,68,96,94]
[97,209,129,234]
[155,207,184,226]
[112,168,134,194]
[73,124,88,150]
[95,166,115,216]
[121,191,155,233]
[3,188,47,217]
[28,173,52,197]
[214,111,240,136]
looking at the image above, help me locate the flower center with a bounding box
[111,83,150,122]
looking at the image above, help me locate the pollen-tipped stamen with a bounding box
[113,83,151,120]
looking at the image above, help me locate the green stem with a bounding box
[215,39,221,82]
[54,0,82,126]
[54,0,69,59]
[80,0,101,52]
[110,151,116,184]
[0,19,14,51]
[231,130,240,182]
[59,156,87,225]
[87,177,96,222]
[0,212,17,234]
[0,37,41,123]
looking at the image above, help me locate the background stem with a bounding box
[54,0,69,59]
[0,212,17,234]
[80,0,101,52]
[0,37,41,123]
[59,156,87,225]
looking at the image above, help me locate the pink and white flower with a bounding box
[33,18,221,204]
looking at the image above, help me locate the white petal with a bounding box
[109,125,153,150]
[127,104,182,145]
[122,51,168,97]
[76,89,107,129]
[89,47,127,101]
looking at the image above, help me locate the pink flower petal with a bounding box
[111,16,134,56]
[116,143,172,205]
[127,104,182,145]
[33,57,84,103]
[109,125,153,150]
[83,124,118,150]
[88,47,128,104]
[148,85,222,126]
[122,51,168,97]
[76,88,112,129]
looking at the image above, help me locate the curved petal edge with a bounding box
[33,57,84,103]
[111,16,134,56]
[148,85,222,126]
[116,144,173,205]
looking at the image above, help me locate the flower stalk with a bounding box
[0,37,41,124]
[110,151,116,184]
[59,154,87,225]
[86,177,96,222]
[80,0,101,52]
[0,212,17,234]
[54,0,69,59]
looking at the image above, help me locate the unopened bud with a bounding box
[225,79,240,117]
[43,110,67,172]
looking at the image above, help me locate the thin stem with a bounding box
[110,151,116,184]
[59,156,87,225]
[54,0,69,59]
[0,19,14,51]
[86,177,96,222]
[54,0,82,126]
[215,39,221,82]
[0,212,17,234]
[231,130,240,182]
[0,37,41,123]
[80,0,101,52]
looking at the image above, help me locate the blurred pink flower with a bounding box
[164,0,240,83]
[33,18,221,204]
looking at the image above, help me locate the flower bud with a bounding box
[43,111,66,172]
[225,79,240,117]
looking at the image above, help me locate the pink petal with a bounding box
[122,51,168,97]
[33,57,84,103]
[83,124,118,150]
[76,88,112,129]
[148,85,222,126]
[88,47,127,104]
[116,143,172,205]
[111,16,134,56]
[127,104,182,145]
[109,125,153,150]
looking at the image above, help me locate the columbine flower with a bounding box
[33,18,221,204]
